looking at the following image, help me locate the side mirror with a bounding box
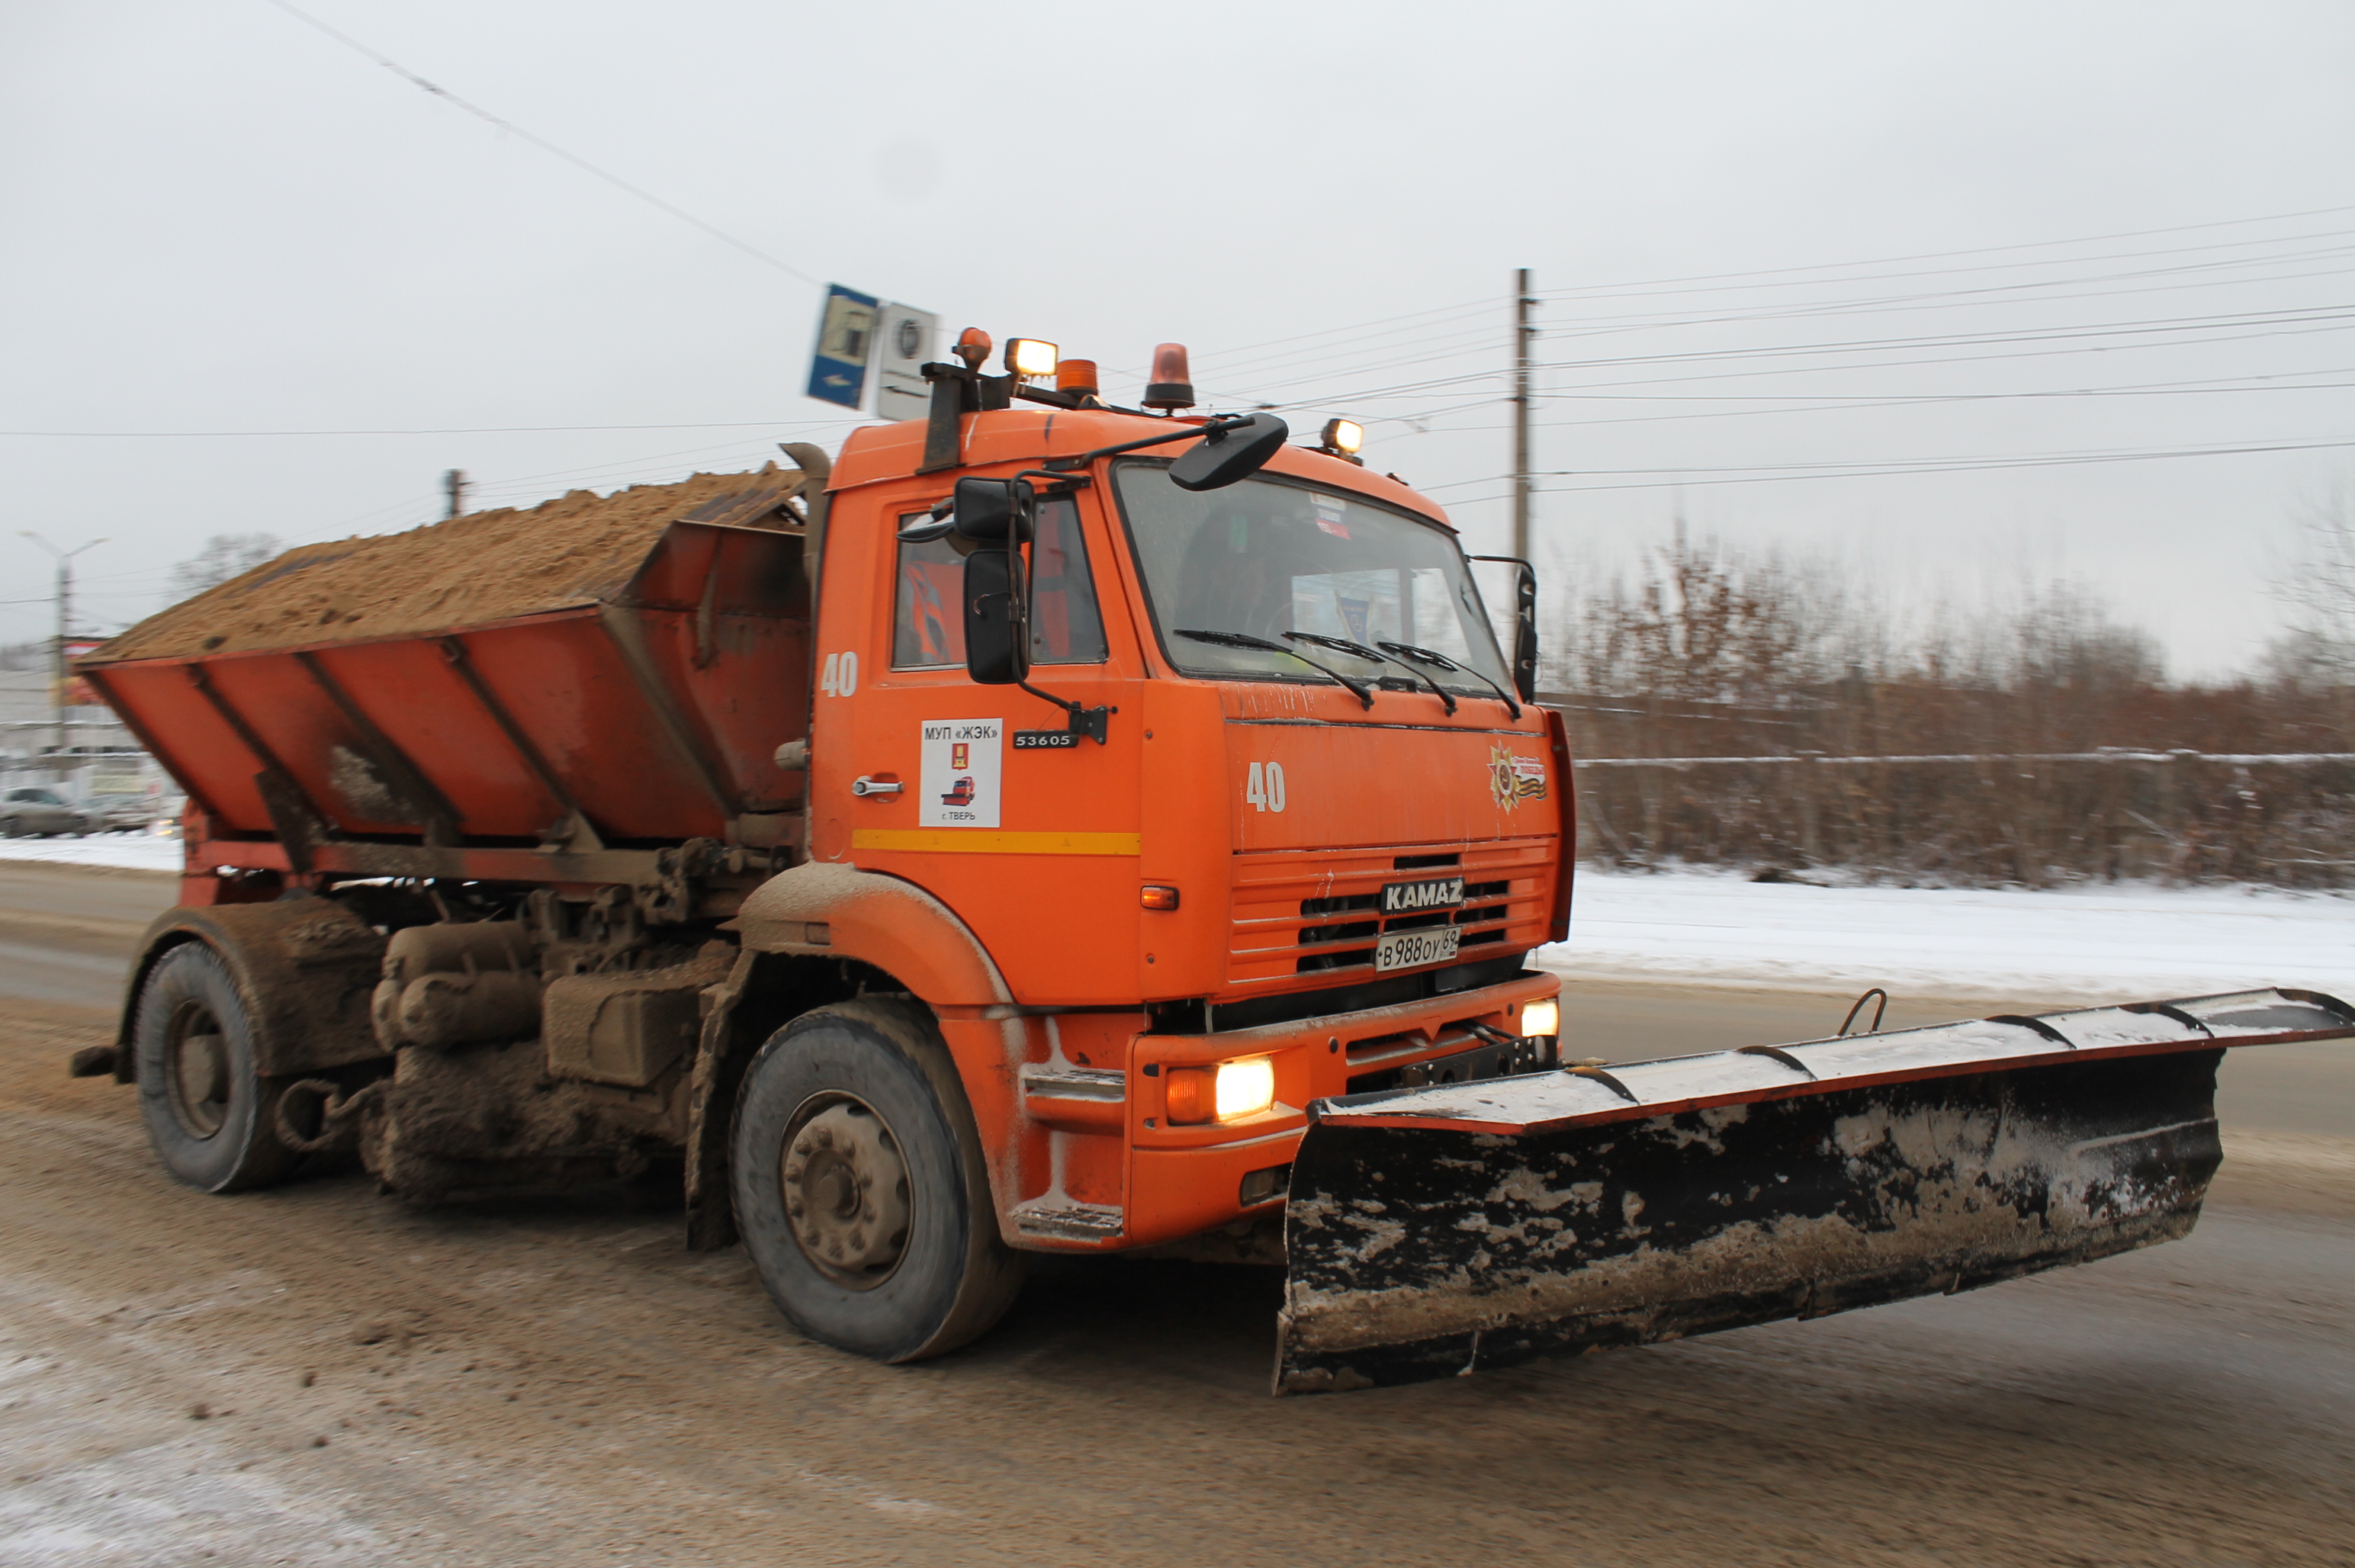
[952,476,1026,541]
[1469,554,1541,702]
[963,545,1029,685]
[1508,565,1538,702]
[1169,413,1290,492]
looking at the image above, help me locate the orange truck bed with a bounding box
[82,470,814,894]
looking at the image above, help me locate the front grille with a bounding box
[1227,837,1555,988]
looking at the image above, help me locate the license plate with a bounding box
[1375,925,1460,972]
[1380,876,1466,915]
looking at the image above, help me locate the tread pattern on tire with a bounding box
[730,994,1023,1363]
[132,940,298,1194]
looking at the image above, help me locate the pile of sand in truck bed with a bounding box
[95,464,808,663]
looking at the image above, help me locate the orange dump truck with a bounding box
[78,336,2354,1392]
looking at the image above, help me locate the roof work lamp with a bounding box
[1004,338,1059,381]
[1319,418,1364,460]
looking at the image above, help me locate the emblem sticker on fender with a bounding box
[1488,746,1549,811]
[920,719,1003,827]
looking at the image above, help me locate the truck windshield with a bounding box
[1111,462,1513,695]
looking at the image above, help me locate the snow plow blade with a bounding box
[1275,988,2355,1394]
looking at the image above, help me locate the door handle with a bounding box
[851,776,902,797]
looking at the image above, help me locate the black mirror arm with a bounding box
[1010,471,1091,495]
[1464,554,1541,706]
[1017,680,1114,744]
[1041,414,1254,471]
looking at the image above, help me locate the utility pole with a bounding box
[444,469,468,519]
[1511,267,1535,562]
[19,532,106,777]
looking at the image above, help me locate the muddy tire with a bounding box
[731,996,1022,1363]
[133,941,298,1193]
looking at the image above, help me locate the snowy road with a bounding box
[0,859,2349,1565]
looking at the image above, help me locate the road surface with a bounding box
[1,860,2348,1566]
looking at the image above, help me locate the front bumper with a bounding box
[1115,968,1562,1248]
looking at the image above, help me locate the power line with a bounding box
[259,0,823,288]
[1532,253,2355,345]
[0,416,872,439]
[1477,376,2355,431]
[1180,252,2355,415]
[1539,302,2355,375]
[1289,313,2355,410]
[1165,204,2355,400]
[1530,202,2355,301]
[1425,434,2355,504]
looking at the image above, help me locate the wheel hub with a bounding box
[167,1004,230,1139]
[781,1099,912,1288]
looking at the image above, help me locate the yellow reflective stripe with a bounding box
[850,828,1142,856]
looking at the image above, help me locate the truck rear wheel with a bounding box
[133,941,297,1193]
[731,997,1022,1363]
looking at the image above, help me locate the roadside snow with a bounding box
[2,835,2345,1004]
[0,833,182,873]
[1547,868,2355,1002]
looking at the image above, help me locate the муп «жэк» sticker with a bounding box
[920,719,1003,827]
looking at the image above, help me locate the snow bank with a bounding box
[1544,868,2354,1002]
[2,835,2345,1002]
[0,833,182,873]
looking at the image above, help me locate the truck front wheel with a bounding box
[731,997,1022,1363]
[132,942,297,1193]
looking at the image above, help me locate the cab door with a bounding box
[808,480,1148,1005]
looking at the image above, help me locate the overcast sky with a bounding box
[5,0,2351,677]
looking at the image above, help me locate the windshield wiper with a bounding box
[1284,632,1457,715]
[1174,629,1374,709]
[1377,640,1521,718]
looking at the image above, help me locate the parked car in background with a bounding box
[81,793,160,834]
[0,787,89,837]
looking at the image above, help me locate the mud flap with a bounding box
[1276,988,2354,1394]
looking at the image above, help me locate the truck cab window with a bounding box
[1110,463,1514,693]
[892,494,1108,669]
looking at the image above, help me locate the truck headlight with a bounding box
[1520,998,1560,1038]
[1165,1056,1279,1125]
[1214,1056,1276,1120]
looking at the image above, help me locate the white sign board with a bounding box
[920,718,1002,827]
[875,303,939,423]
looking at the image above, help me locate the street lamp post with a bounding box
[19,532,106,779]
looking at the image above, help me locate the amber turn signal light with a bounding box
[1164,1058,1277,1126]
[1141,885,1180,911]
[1165,1065,1212,1123]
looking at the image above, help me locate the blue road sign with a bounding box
[806,284,881,409]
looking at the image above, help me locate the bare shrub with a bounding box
[1553,531,2355,887]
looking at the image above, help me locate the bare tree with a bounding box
[2270,489,2355,683]
[166,533,281,603]
[2263,490,2355,747]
